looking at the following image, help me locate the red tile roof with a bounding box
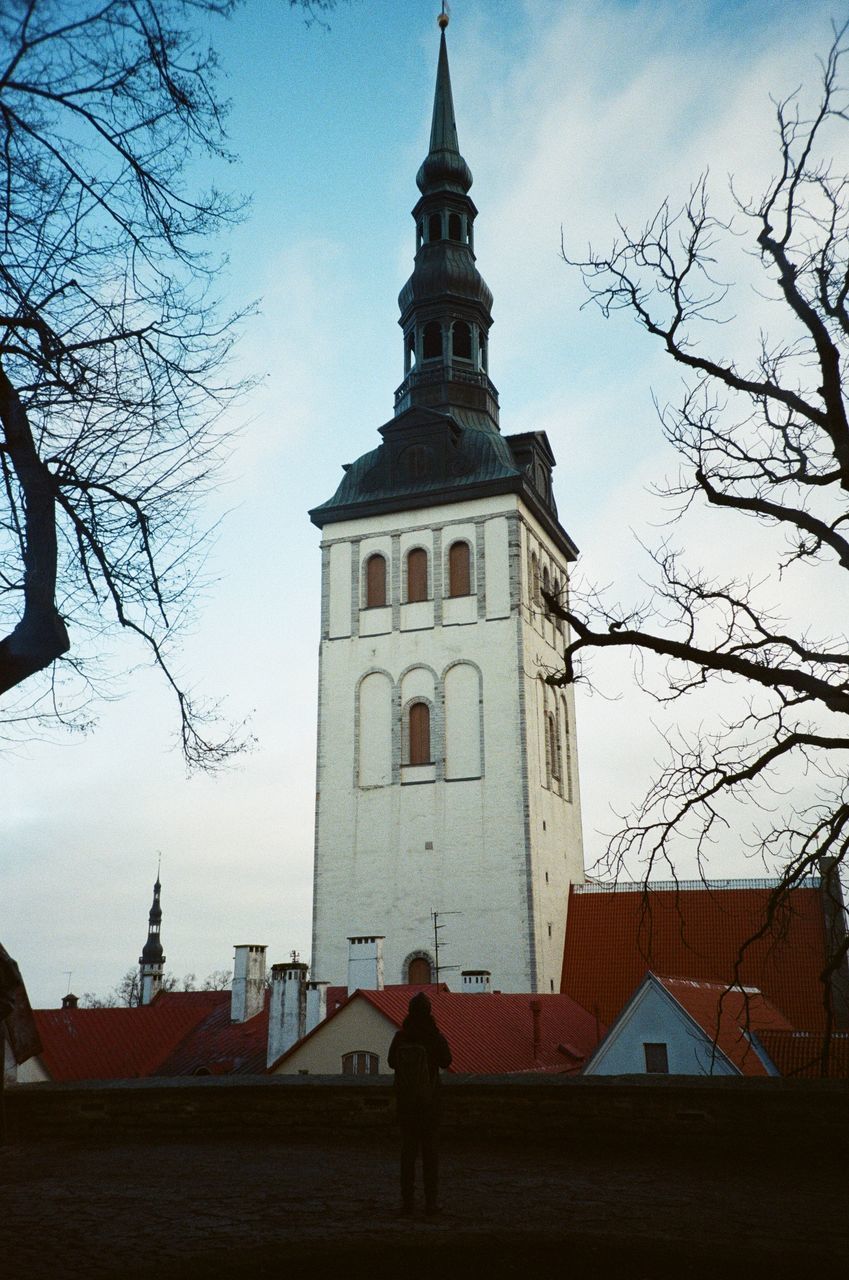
[153,992,268,1076]
[561,880,830,1030]
[279,984,604,1075]
[33,991,223,1082]
[755,1030,849,1079]
[655,976,793,1077]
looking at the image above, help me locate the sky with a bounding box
[3,0,842,1007]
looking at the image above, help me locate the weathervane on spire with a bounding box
[438,3,449,31]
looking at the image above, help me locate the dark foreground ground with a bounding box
[2,1131,847,1279]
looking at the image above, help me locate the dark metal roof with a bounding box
[309,22,579,565]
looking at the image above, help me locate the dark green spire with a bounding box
[430,30,459,153]
[417,28,473,196]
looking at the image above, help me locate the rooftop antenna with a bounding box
[431,909,462,986]
[63,971,73,995]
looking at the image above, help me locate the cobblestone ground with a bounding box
[2,1133,846,1278]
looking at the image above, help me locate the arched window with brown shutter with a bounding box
[408,701,431,765]
[406,547,428,602]
[408,956,432,984]
[365,554,387,608]
[448,541,471,597]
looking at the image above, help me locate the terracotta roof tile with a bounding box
[562,882,829,1030]
[755,1030,849,1078]
[152,992,268,1076]
[356,985,604,1074]
[33,991,222,1082]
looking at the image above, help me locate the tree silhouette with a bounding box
[0,0,250,764]
[554,25,849,1011]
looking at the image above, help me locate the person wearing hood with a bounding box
[387,991,452,1215]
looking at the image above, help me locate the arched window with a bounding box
[479,334,487,371]
[406,547,428,602]
[408,701,431,765]
[342,1051,379,1075]
[365,554,387,608]
[408,956,432,984]
[542,565,551,604]
[428,212,442,241]
[531,553,540,604]
[423,321,442,360]
[553,577,563,632]
[545,711,561,783]
[448,212,462,241]
[452,320,472,361]
[448,541,471,597]
[405,331,416,373]
[561,696,573,801]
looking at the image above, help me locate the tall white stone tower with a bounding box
[308,17,584,994]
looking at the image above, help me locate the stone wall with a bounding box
[6,1074,847,1149]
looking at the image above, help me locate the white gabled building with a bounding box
[308,18,584,995]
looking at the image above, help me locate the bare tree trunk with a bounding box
[0,366,69,693]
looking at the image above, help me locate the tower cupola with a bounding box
[396,15,498,424]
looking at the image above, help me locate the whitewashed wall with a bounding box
[312,491,585,994]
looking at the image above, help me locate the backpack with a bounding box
[394,1040,435,1108]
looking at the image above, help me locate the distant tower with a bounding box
[308,16,584,994]
[138,873,165,1005]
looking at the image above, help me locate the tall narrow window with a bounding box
[452,321,472,360]
[545,711,560,782]
[448,212,462,241]
[365,554,386,608]
[409,702,431,765]
[406,548,428,602]
[448,541,471,597]
[428,212,442,241]
[423,322,442,360]
[531,553,540,604]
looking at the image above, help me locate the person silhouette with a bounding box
[387,991,452,1214]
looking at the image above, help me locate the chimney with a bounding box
[530,999,542,1062]
[461,970,492,995]
[231,944,267,1023]
[267,959,308,1067]
[61,993,79,1009]
[347,936,385,994]
[305,980,329,1035]
[819,857,849,1029]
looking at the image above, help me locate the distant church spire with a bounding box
[138,870,165,1006]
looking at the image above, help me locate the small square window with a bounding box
[643,1042,669,1074]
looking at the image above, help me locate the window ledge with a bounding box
[400,763,436,785]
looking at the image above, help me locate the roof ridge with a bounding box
[576,876,821,893]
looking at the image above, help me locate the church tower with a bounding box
[138,872,165,1005]
[309,16,584,994]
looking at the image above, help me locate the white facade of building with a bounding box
[311,491,584,993]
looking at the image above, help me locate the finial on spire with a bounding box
[438,3,449,31]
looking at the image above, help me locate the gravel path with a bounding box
[3,1133,846,1278]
